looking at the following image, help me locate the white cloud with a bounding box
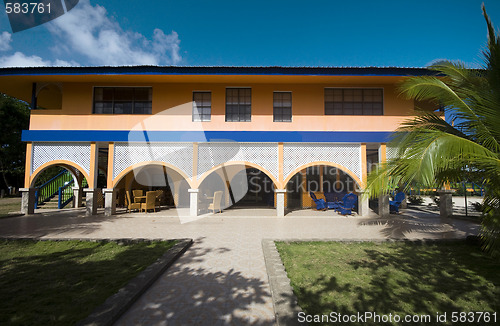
[0,0,181,67]
[0,51,77,67]
[0,31,12,51]
[46,0,181,65]
[0,52,49,67]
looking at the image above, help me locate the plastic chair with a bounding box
[324,192,341,210]
[309,192,327,210]
[390,192,406,213]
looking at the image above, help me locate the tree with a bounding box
[0,93,30,191]
[366,5,500,254]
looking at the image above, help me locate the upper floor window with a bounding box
[193,91,211,122]
[226,88,251,122]
[325,88,383,115]
[273,92,292,122]
[93,87,152,114]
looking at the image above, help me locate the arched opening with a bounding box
[36,83,62,110]
[113,163,191,210]
[30,163,88,210]
[230,168,275,207]
[197,163,277,213]
[284,164,361,212]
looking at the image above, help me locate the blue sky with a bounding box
[0,0,499,67]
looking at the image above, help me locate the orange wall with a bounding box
[29,80,415,132]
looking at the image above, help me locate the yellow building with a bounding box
[0,66,435,216]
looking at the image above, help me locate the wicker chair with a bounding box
[208,191,223,214]
[132,189,144,203]
[141,191,158,213]
[126,191,141,212]
[154,190,163,208]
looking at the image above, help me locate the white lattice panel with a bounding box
[198,143,279,179]
[113,142,193,179]
[283,143,362,181]
[386,146,398,161]
[31,142,91,175]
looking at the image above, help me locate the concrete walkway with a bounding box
[0,208,480,325]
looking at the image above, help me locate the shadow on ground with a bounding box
[0,239,176,326]
[357,209,480,239]
[285,241,499,326]
[119,236,275,325]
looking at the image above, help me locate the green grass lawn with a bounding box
[0,239,177,325]
[0,197,21,218]
[276,241,500,325]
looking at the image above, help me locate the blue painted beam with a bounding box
[22,130,394,143]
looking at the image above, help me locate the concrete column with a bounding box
[103,188,116,216]
[72,187,83,208]
[84,188,99,216]
[357,191,370,217]
[438,190,454,218]
[378,194,390,217]
[20,188,36,215]
[173,182,180,207]
[275,189,286,217]
[188,189,199,217]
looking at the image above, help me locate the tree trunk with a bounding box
[0,160,11,189]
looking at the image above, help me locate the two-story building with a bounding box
[0,66,434,217]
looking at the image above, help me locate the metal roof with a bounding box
[0,65,436,77]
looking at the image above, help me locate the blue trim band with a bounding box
[22,130,393,143]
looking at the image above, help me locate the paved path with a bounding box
[0,208,480,325]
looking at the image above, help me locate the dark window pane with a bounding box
[134,88,151,101]
[353,89,363,101]
[325,89,334,102]
[114,102,133,114]
[193,91,211,121]
[353,103,363,115]
[373,103,383,115]
[102,88,114,101]
[283,108,291,121]
[344,89,354,102]
[114,88,134,101]
[94,88,103,101]
[94,87,152,114]
[274,92,291,121]
[94,102,104,114]
[363,103,373,115]
[325,88,383,115]
[226,88,251,122]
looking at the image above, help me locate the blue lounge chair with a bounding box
[335,193,358,215]
[324,192,342,210]
[309,192,327,210]
[390,192,406,213]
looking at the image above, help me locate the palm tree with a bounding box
[366,5,500,254]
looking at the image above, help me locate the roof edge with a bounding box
[0,65,436,77]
